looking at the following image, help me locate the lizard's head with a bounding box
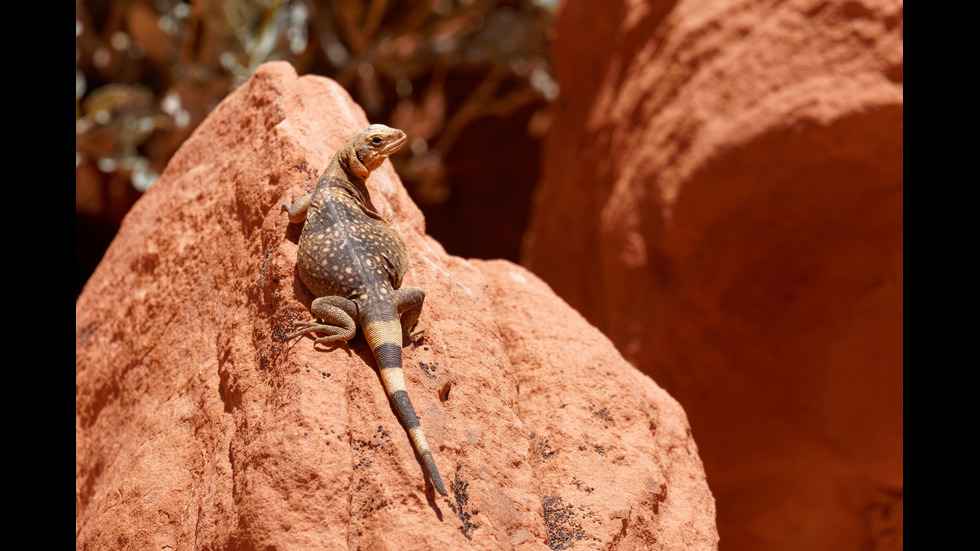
[349,124,408,175]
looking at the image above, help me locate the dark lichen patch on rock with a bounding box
[355,495,390,518]
[448,471,480,539]
[589,406,615,427]
[419,360,440,380]
[532,434,557,462]
[570,478,595,494]
[351,426,393,470]
[542,494,594,550]
[351,426,393,454]
[578,442,606,457]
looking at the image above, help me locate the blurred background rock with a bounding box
[76,0,558,296]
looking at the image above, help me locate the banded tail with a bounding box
[362,311,447,496]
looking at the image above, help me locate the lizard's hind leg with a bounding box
[394,287,425,340]
[288,295,357,343]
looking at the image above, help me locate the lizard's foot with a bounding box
[403,326,425,345]
[287,296,357,343]
[286,320,351,342]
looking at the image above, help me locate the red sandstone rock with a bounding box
[75,62,717,550]
[526,1,902,549]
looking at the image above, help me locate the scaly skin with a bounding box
[283,124,447,495]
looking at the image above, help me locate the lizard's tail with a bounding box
[362,315,447,496]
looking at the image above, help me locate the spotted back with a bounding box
[296,185,408,303]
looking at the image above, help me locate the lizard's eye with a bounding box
[371,137,383,145]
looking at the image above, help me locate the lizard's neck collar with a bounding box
[338,147,370,181]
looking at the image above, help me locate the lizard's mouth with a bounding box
[385,133,408,156]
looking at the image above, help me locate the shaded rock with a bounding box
[76,62,717,550]
[526,1,902,550]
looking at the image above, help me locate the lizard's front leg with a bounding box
[282,192,313,224]
[287,295,357,343]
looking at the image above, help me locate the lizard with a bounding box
[282,124,447,496]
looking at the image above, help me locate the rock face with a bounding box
[75,62,717,550]
[526,1,902,550]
